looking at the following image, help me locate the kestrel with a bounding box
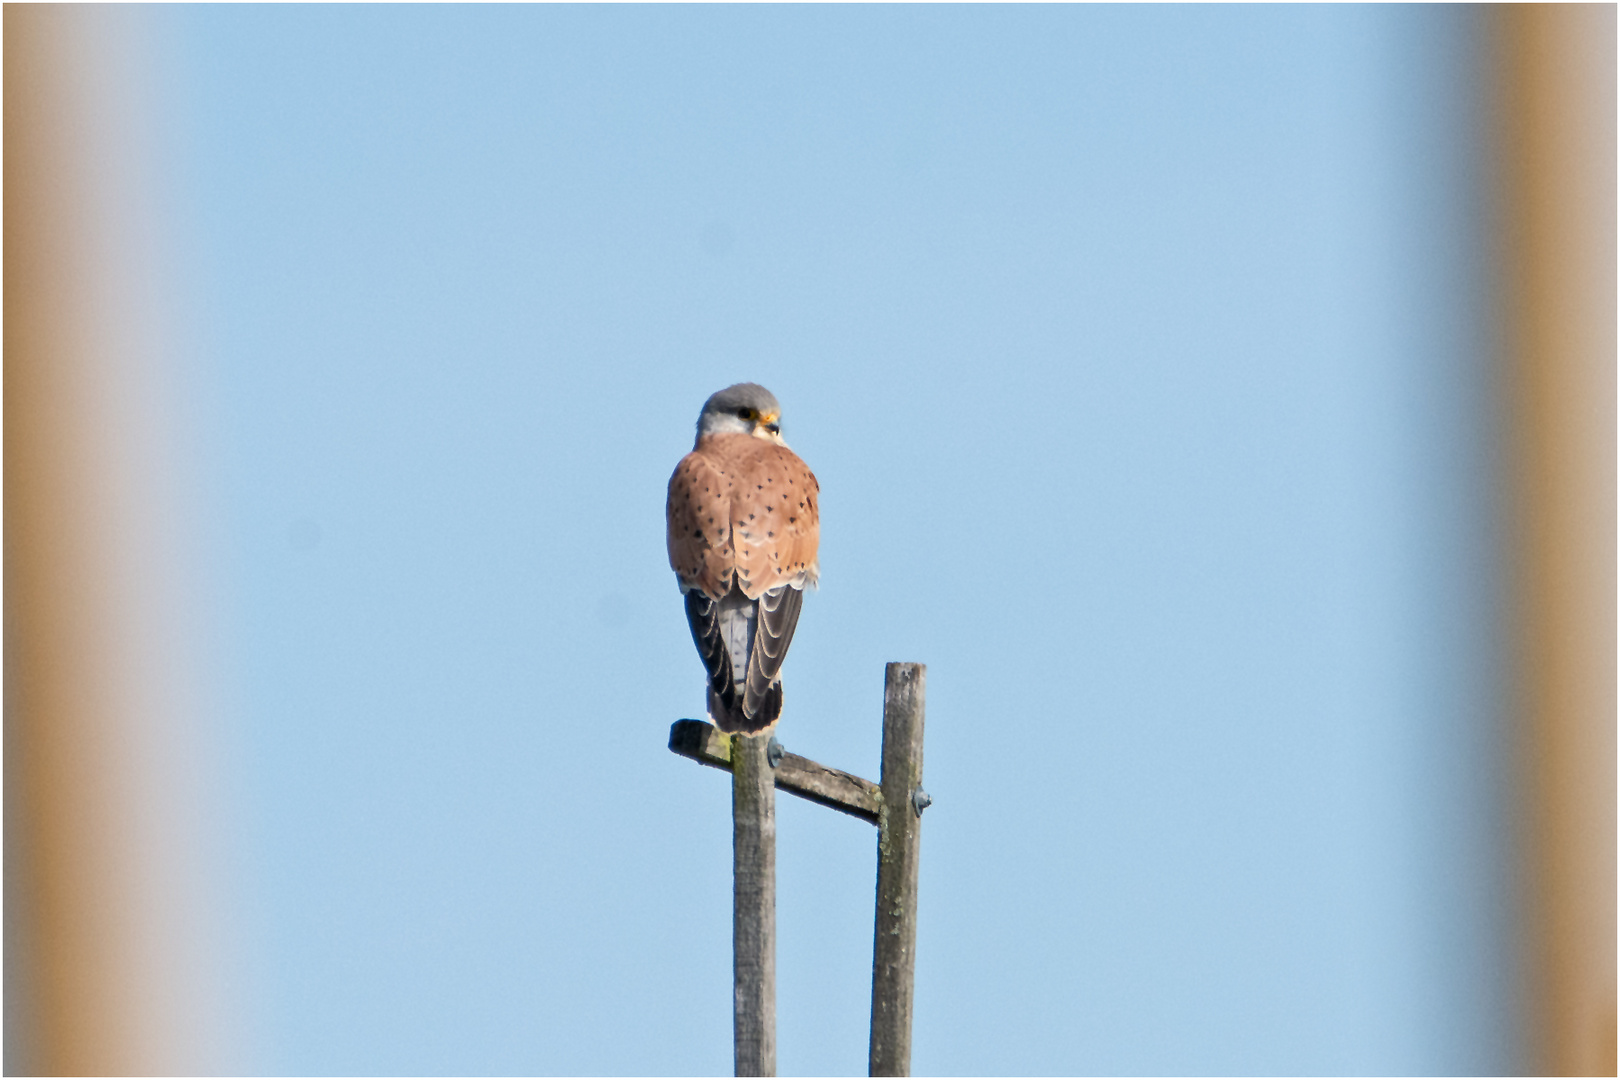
[667,383,820,734]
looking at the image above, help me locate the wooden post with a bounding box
[869,663,926,1077]
[732,733,776,1077]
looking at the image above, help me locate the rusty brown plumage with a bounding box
[667,433,820,600]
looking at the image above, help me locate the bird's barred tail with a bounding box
[709,682,783,735]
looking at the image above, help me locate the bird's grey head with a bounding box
[695,383,787,446]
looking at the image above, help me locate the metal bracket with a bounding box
[911,787,932,816]
[765,736,785,769]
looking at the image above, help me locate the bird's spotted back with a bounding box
[667,433,820,600]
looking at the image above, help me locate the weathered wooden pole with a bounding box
[731,733,776,1077]
[869,663,927,1077]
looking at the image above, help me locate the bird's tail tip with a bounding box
[708,684,783,736]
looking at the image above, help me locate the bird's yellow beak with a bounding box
[753,411,784,443]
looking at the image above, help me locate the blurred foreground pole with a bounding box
[1495,6,1616,1075]
[869,663,925,1077]
[5,7,229,1074]
[732,734,776,1077]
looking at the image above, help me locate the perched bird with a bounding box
[667,383,820,734]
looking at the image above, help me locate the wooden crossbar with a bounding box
[668,719,883,825]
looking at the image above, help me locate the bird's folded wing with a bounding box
[745,584,803,719]
[727,442,820,598]
[667,450,737,598]
[683,589,733,702]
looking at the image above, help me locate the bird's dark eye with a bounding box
[737,408,755,420]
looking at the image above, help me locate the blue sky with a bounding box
[156,6,1512,1073]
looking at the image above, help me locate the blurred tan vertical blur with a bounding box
[1496,5,1617,1076]
[5,6,232,1075]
